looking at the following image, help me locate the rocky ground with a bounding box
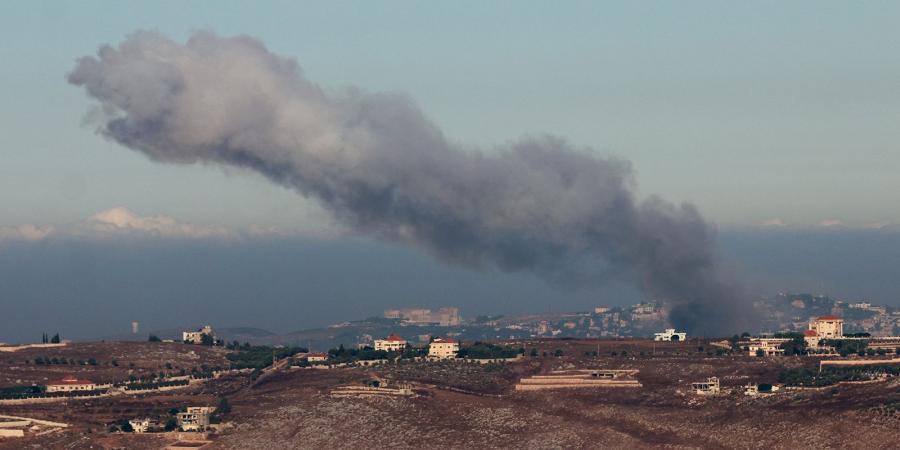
[2,339,899,449]
[0,341,230,386]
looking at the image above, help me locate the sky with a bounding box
[2,1,899,228]
[1,2,900,341]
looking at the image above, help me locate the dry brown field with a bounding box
[2,339,899,449]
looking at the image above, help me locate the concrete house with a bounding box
[654,329,687,342]
[428,337,459,359]
[809,316,843,339]
[177,406,215,432]
[374,334,408,352]
[182,325,216,344]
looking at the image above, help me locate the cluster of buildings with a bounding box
[744,314,900,356]
[347,334,460,360]
[743,315,845,356]
[765,294,900,336]
[127,406,215,433]
[383,307,461,327]
[182,325,217,345]
[516,302,669,339]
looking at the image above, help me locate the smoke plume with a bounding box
[68,31,751,335]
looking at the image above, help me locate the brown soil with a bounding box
[2,339,898,449]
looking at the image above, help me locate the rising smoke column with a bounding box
[68,31,751,335]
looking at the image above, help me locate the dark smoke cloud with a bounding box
[68,31,752,335]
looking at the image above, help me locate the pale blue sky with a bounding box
[2,1,899,229]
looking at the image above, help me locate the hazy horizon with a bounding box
[2,224,900,343]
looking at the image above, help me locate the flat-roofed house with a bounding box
[809,315,843,338]
[177,406,215,432]
[428,337,459,359]
[654,329,687,342]
[129,418,152,433]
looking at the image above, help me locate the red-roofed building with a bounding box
[46,374,97,392]
[809,315,843,339]
[803,329,821,348]
[428,337,459,359]
[375,334,408,352]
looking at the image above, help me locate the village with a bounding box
[1,308,899,448]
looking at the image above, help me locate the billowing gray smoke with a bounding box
[68,31,751,335]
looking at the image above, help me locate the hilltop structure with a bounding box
[383,307,461,326]
[374,334,408,352]
[182,325,216,344]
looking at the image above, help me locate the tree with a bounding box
[115,419,133,433]
[50,333,60,344]
[554,349,564,357]
[148,335,161,342]
[41,333,48,344]
[529,348,539,357]
[200,333,215,346]
[755,349,765,357]
[216,396,232,415]
[164,417,178,431]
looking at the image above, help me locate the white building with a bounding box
[177,406,215,432]
[45,374,97,393]
[182,325,216,344]
[654,329,687,342]
[374,334,408,352]
[306,352,329,362]
[748,338,786,356]
[428,337,459,359]
[809,315,843,339]
[692,377,720,395]
[128,418,152,433]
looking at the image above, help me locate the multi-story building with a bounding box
[809,315,843,338]
[428,338,459,359]
[374,334,408,352]
[428,337,459,359]
[177,406,215,432]
[182,325,216,344]
[747,338,787,356]
[803,329,821,348]
[128,418,152,433]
